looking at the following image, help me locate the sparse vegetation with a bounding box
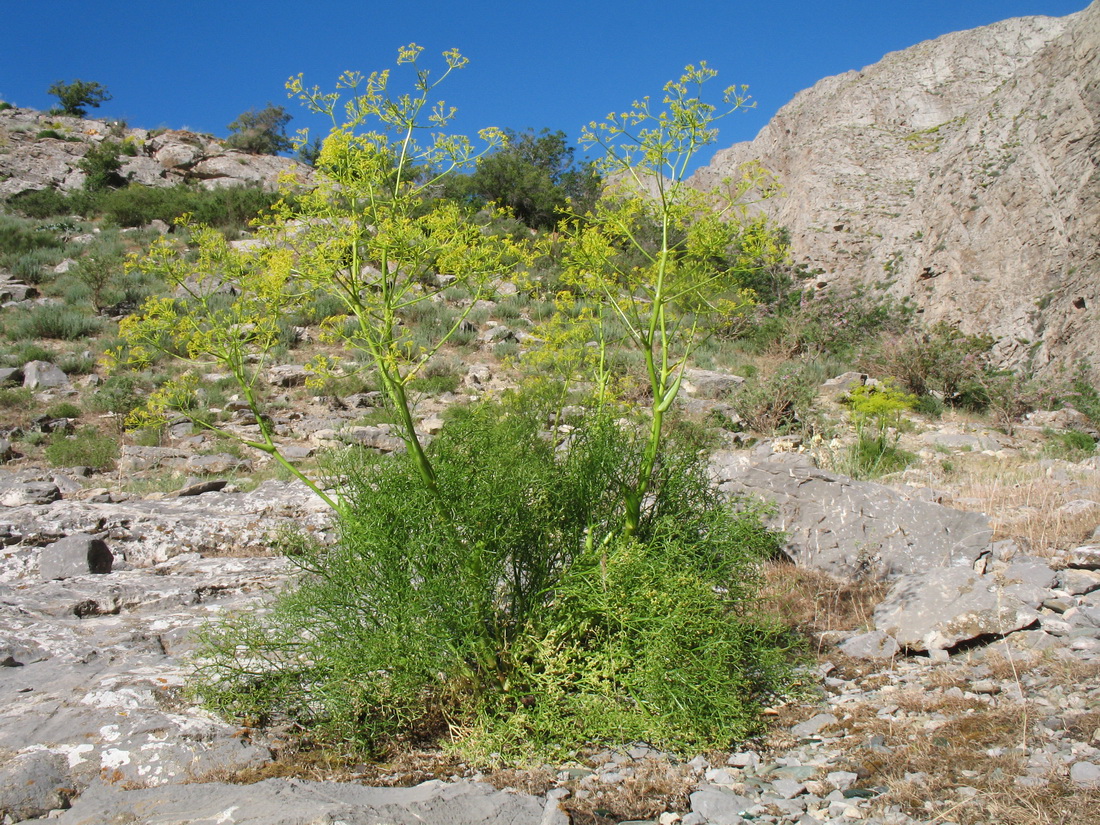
[44,426,119,469]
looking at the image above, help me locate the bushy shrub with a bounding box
[225,104,293,155]
[47,79,111,117]
[835,384,917,479]
[730,364,819,435]
[1042,428,1096,461]
[739,286,913,358]
[5,304,103,341]
[861,322,992,404]
[45,401,81,419]
[193,400,796,759]
[89,372,150,420]
[0,342,54,367]
[4,188,92,219]
[8,184,279,231]
[78,141,125,192]
[44,427,118,470]
[0,387,33,409]
[99,183,279,229]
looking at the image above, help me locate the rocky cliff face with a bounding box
[0,108,305,197]
[693,1,1099,378]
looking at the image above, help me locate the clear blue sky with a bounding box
[1,1,1089,167]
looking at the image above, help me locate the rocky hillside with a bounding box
[0,107,304,196]
[693,1,1099,379]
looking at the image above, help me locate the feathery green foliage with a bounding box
[193,400,795,759]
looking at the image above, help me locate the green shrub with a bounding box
[407,359,461,395]
[0,213,68,258]
[45,401,81,419]
[8,184,281,229]
[0,102,12,112]
[862,322,993,404]
[738,286,913,358]
[97,183,279,229]
[1042,428,1096,461]
[1068,372,1100,429]
[836,383,918,479]
[5,188,93,219]
[5,304,103,341]
[44,427,118,470]
[193,400,796,759]
[89,372,150,419]
[36,129,75,142]
[0,342,54,366]
[47,79,111,117]
[78,141,126,192]
[0,387,33,409]
[8,248,65,283]
[225,103,293,155]
[730,364,819,434]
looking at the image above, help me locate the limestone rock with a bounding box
[839,630,901,660]
[712,450,992,579]
[873,565,1047,650]
[23,360,69,390]
[0,750,72,821]
[692,2,1100,380]
[0,110,308,198]
[52,778,559,825]
[0,480,61,507]
[38,532,113,580]
[683,368,746,398]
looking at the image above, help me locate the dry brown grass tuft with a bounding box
[759,562,888,640]
[562,759,695,825]
[936,455,1100,556]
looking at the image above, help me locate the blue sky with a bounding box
[1,1,1089,167]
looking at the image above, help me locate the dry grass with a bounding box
[562,759,695,825]
[916,453,1100,557]
[759,562,888,639]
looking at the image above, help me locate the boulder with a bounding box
[117,444,189,473]
[266,363,312,387]
[0,366,23,384]
[39,532,113,580]
[873,563,1052,651]
[153,140,200,169]
[712,451,992,579]
[819,372,868,398]
[51,777,561,825]
[23,360,70,390]
[683,368,746,398]
[0,481,61,507]
[0,750,72,821]
[184,453,252,475]
[838,630,901,660]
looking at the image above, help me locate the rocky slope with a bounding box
[693,1,1100,379]
[0,108,305,196]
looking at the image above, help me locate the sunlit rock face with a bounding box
[693,2,1100,379]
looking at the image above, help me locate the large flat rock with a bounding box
[712,451,992,579]
[51,777,564,825]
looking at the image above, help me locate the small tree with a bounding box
[78,141,125,191]
[225,103,293,155]
[47,80,111,117]
[445,128,600,229]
